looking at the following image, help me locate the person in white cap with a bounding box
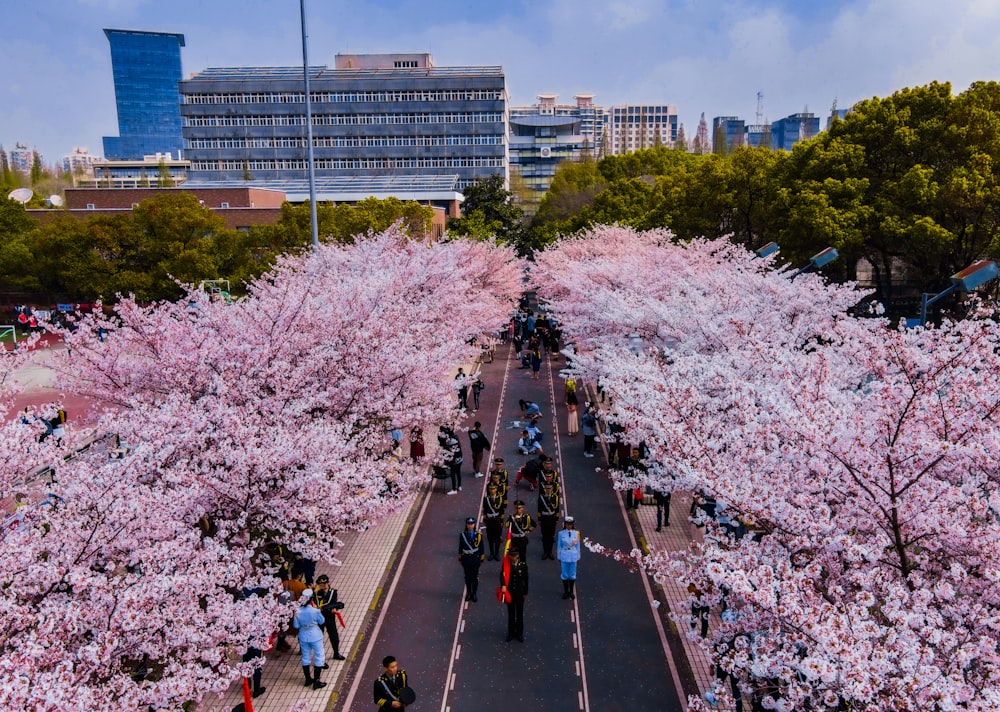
[557,516,581,599]
[294,588,328,689]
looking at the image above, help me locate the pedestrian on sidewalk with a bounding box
[409,426,425,462]
[455,368,469,411]
[500,547,529,642]
[458,516,485,602]
[557,516,580,599]
[654,488,671,531]
[293,589,327,689]
[314,575,347,661]
[374,656,412,710]
[468,421,491,478]
[581,407,598,458]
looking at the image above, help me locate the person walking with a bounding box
[293,589,328,689]
[537,480,561,560]
[314,574,347,661]
[482,482,507,560]
[468,421,491,478]
[500,547,529,642]
[506,500,535,560]
[654,488,671,531]
[458,517,485,602]
[581,407,598,458]
[471,376,485,411]
[409,426,425,462]
[529,345,542,380]
[557,516,581,600]
[455,368,469,411]
[374,655,412,710]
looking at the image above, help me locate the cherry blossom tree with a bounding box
[0,227,522,710]
[534,225,1000,710]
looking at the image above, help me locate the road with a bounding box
[339,340,685,712]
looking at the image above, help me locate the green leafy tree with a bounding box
[447,174,532,253]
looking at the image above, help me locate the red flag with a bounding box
[335,610,346,629]
[242,677,254,712]
[498,526,513,603]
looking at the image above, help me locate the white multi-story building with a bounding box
[63,147,100,176]
[508,95,679,200]
[606,104,678,155]
[9,142,36,174]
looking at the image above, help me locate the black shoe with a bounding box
[321,664,329,669]
[303,679,313,687]
[313,680,327,689]
[569,591,575,599]
[465,594,471,601]
[505,635,513,642]
[333,654,346,661]
[252,687,266,698]
[655,526,662,532]
[471,594,478,602]
[562,591,570,599]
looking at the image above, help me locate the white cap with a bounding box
[300,588,313,602]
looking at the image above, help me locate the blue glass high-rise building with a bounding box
[102,29,185,160]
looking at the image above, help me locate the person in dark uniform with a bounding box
[482,482,506,560]
[374,655,410,710]
[538,456,561,494]
[490,458,510,500]
[501,547,529,642]
[314,574,347,661]
[506,500,535,560]
[458,516,485,602]
[537,480,561,560]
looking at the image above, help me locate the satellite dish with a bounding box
[8,188,33,204]
[49,194,64,207]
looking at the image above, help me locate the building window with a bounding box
[393,60,418,68]
[220,202,230,208]
[86,203,95,210]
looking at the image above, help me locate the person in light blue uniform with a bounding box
[557,516,581,600]
[294,588,328,689]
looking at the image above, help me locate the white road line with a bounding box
[455,644,462,660]
[438,341,515,712]
[548,356,592,712]
[337,471,437,710]
[587,382,689,711]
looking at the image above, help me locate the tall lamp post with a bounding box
[300,0,319,251]
[915,260,999,326]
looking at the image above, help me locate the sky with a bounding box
[4,0,1000,166]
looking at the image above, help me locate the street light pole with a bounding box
[790,247,838,279]
[300,0,320,251]
[917,260,999,326]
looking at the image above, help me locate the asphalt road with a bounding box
[343,341,684,712]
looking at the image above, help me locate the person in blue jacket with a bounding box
[294,589,328,689]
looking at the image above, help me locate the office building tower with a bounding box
[712,116,746,153]
[509,95,602,201]
[770,112,820,151]
[102,28,186,160]
[178,53,508,190]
